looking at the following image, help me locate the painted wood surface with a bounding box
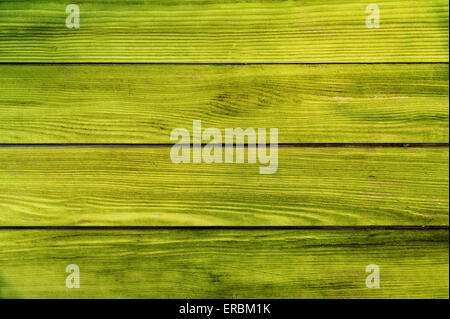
[0,147,447,226]
[0,0,448,300]
[0,0,448,63]
[0,64,448,143]
[0,230,447,299]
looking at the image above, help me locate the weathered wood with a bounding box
[0,0,447,302]
[0,0,447,62]
[0,147,447,226]
[0,64,448,143]
[0,230,447,298]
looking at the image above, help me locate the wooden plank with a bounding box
[0,147,447,226]
[0,0,447,63]
[0,230,447,299]
[0,64,448,143]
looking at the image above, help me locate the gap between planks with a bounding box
[0,62,448,65]
[0,143,448,148]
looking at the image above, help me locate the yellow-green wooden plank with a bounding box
[0,0,447,62]
[0,230,447,299]
[0,64,448,143]
[0,147,447,226]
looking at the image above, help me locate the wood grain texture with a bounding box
[0,230,447,299]
[0,147,447,226]
[0,0,448,63]
[0,64,448,143]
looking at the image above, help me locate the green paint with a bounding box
[0,230,448,299]
[0,64,448,143]
[0,147,447,226]
[0,0,448,300]
[0,0,447,62]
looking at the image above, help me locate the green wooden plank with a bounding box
[0,147,447,226]
[0,230,447,298]
[0,0,447,62]
[0,64,448,143]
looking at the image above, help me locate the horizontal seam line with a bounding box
[0,143,448,148]
[0,62,448,66]
[0,226,448,231]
